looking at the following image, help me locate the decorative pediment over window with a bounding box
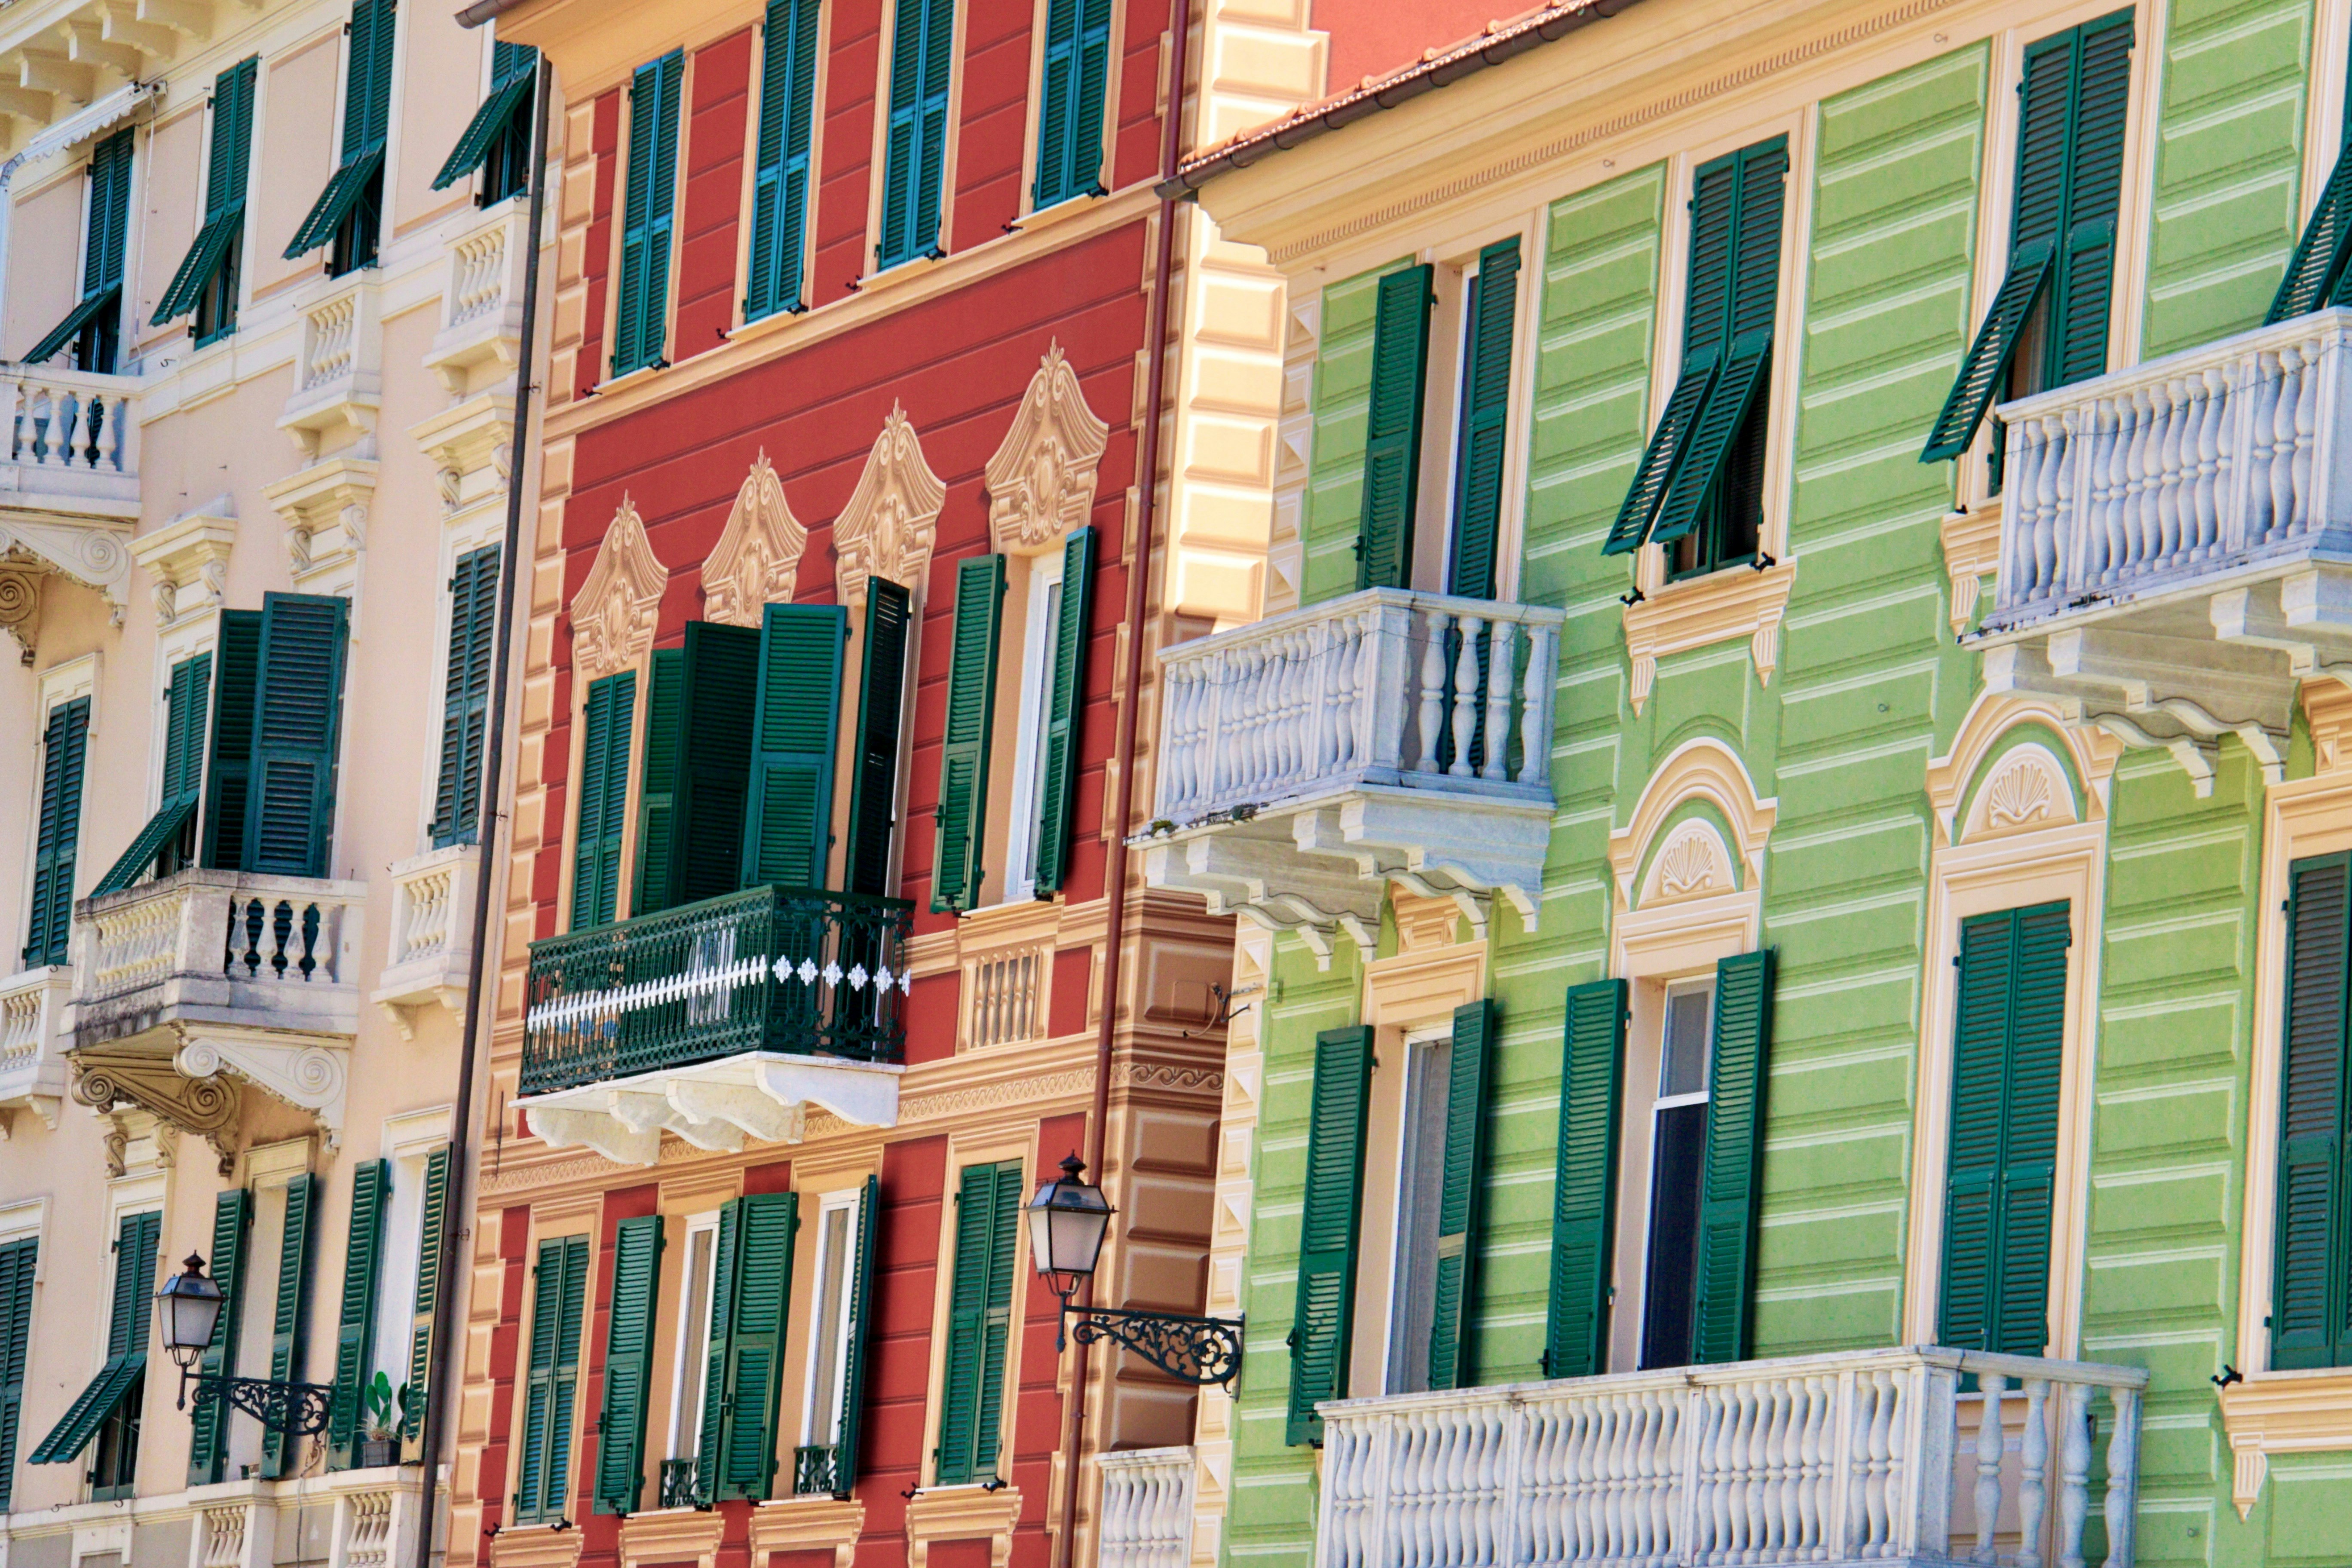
[701,451,808,626]
[833,404,944,615]
[1639,818,1736,907]
[983,343,1109,556]
[570,495,667,682]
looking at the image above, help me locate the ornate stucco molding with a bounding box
[0,515,131,618]
[260,456,378,604]
[128,501,236,629]
[983,343,1109,556]
[0,562,40,660]
[71,1041,242,1173]
[569,495,666,682]
[701,451,807,625]
[833,403,944,615]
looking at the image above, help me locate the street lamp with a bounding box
[156,1253,337,1436]
[1024,1155,1243,1388]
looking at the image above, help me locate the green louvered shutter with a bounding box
[284,0,396,260]
[260,1175,317,1478]
[971,1162,1022,1482]
[746,0,821,319]
[0,1237,35,1508]
[717,1193,797,1500]
[742,605,847,889]
[434,42,539,190]
[1939,914,2008,1352]
[203,611,262,871]
[1288,1026,1373,1446]
[878,0,954,267]
[1427,1000,1495,1390]
[243,593,349,879]
[153,58,257,327]
[613,52,683,376]
[594,1214,663,1514]
[516,1235,589,1524]
[1690,949,1775,1364]
[834,1174,879,1495]
[2047,15,2132,389]
[328,1159,388,1468]
[631,652,682,916]
[935,1161,1020,1484]
[401,1145,451,1463]
[845,581,912,897]
[25,130,133,366]
[2275,853,2352,1369]
[672,622,760,906]
[21,698,87,968]
[1544,980,1626,1380]
[1032,527,1096,895]
[933,556,1005,913]
[1996,903,2069,1355]
[1032,0,1111,208]
[95,655,214,896]
[691,1200,739,1506]
[1356,264,1434,591]
[29,1211,156,1467]
[2268,139,2352,322]
[571,671,635,930]
[433,545,501,847]
[1446,241,1520,598]
[188,1189,252,1485]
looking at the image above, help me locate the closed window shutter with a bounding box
[717,1193,797,1500]
[1995,904,2069,1356]
[613,52,683,375]
[25,131,134,364]
[834,1173,879,1496]
[932,557,1006,913]
[433,42,540,190]
[433,546,501,847]
[631,652,682,916]
[0,1237,37,1509]
[203,612,262,872]
[242,593,350,879]
[260,1174,317,1479]
[94,656,213,897]
[915,0,953,252]
[328,1159,389,1468]
[878,0,952,267]
[593,1214,663,1514]
[1032,527,1096,895]
[571,671,636,930]
[845,581,913,897]
[673,622,760,906]
[517,1235,589,1524]
[1287,1026,1373,1446]
[31,1212,158,1466]
[1356,264,1434,591]
[1032,0,1110,208]
[746,0,821,319]
[401,1144,451,1463]
[1690,949,1776,1364]
[188,1189,252,1485]
[2048,15,2133,389]
[1543,979,1626,1380]
[153,59,257,326]
[691,1200,739,1506]
[1427,999,1496,1391]
[936,1161,1019,1483]
[2275,852,2352,1368]
[22,698,88,968]
[742,605,848,890]
[1445,241,1520,599]
[972,1163,1022,1482]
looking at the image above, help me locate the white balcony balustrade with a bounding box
[187,1466,421,1568]
[426,207,530,393]
[1314,1347,2144,1568]
[0,966,69,1133]
[1975,308,2352,792]
[1137,588,1563,966]
[1098,1447,1196,1568]
[371,844,479,1037]
[0,365,139,608]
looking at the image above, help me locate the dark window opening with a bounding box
[89,1377,141,1499]
[328,168,383,276]
[478,93,534,207]
[195,230,242,346]
[1670,382,1768,579]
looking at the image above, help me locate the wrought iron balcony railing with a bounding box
[521,884,914,1098]
[792,1443,839,1497]
[657,1457,699,1510]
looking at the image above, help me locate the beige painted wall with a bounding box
[4,168,83,361]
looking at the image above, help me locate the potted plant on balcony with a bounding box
[359,1372,402,1468]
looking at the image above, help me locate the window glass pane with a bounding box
[1387,1035,1452,1395]
[1641,1102,1709,1369]
[805,1206,852,1443]
[1660,983,1712,1098]
[670,1227,714,1456]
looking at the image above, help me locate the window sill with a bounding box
[1010,190,1102,236]
[1621,555,1796,714]
[487,1522,583,1568]
[593,361,666,398]
[2220,1367,2352,1518]
[850,251,944,298]
[618,1504,723,1568]
[749,1492,866,1568]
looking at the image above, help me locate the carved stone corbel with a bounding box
[261,456,377,604]
[129,501,236,629]
[700,451,807,626]
[833,403,944,615]
[0,516,130,620]
[983,342,1109,556]
[0,563,41,662]
[71,1041,242,1173]
[569,495,668,682]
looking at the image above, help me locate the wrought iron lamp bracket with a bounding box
[184,1370,338,1436]
[1060,1304,1243,1388]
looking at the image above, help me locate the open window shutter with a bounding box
[572,671,635,930]
[88,131,133,294]
[1691,949,1774,1364]
[594,1214,663,1514]
[1033,527,1096,895]
[434,545,500,847]
[0,1237,36,1508]
[328,1159,388,1468]
[433,43,539,190]
[1427,999,1496,1391]
[82,652,213,894]
[742,605,847,890]
[518,1236,589,1523]
[242,593,349,878]
[203,611,261,872]
[401,1144,451,1463]
[717,1193,797,1500]
[747,0,821,318]
[675,622,760,905]
[692,1200,741,1506]
[187,1189,251,1485]
[834,1173,879,1496]
[1994,902,2070,1357]
[1288,1026,1373,1446]
[845,581,912,898]
[1939,912,2011,1353]
[153,60,256,325]
[932,557,1005,913]
[2048,16,2133,389]
[934,1165,995,1485]
[1544,979,1626,1380]
[631,652,682,916]
[2276,852,2352,1368]
[1356,264,1434,591]
[1446,241,1520,599]
[260,1174,316,1479]
[2270,139,2352,321]
[971,1162,1023,1482]
[21,698,87,968]
[28,1213,155,1467]
[1602,349,1718,554]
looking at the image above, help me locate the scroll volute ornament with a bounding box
[702,451,808,627]
[834,403,946,615]
[569,495,668,682]
[985,343,1110,556]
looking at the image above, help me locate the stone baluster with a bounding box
[2269,347,2302,544]
[2057,1382,2094,1568]
[2156,378,2187,565]
[2121,385,2154,573]
[1972,1373,2006,1566]
[2291,336,2319,534]
[1416,609,1451,773]
[2019,1377,2051,1568]
[1449,612,1483,778]
[1481,618,1516,781]
[1518,623,1555,788]
[2102,1387,2141,1568]
[2036,413,2068,597]
[1308,616,1341,778]
[2242,350,2281,542]
[2190,366,2224,557]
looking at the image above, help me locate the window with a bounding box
[1921,11,2134,465]
[255,1173,319,1481]
[794,1178,875,1497]
[612,51,683,377]
[2272,853,2352,1368]
[327,1161,389,1470]
[1030,0,1110,211]
[28,1209,157,1493]
[934,557,1004,913]
[571,670,636,930]
[0,1235,35,1510]
[844,580,913,898]
[1003,548,1067,900]
[935,1160,1021,1484]
[153,57,257,343]
[592,1214,662,1515]
[21,695,88,968]
[186,1189,251,1487]
[242,594,353,879]
[1605,137,1788,575]
[433,546,500,848]
[685,1194,796,1504]
[513,1234,590,1525]
[876,0,954,270]
[366,1142,454,1470]
[434,42,540,205]
[1444,239,1522,599]
[662,1212,719,1506]
[747,0,821,321]
[24,129,132,372]
[287,0,398,275]
[1639,980,1712,1369]
[92,654,211,898]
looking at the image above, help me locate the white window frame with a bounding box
[1635,975,1715,1369]
[664,1209,722,1463]
[799,1189,864,1453]
[1000,545,1067,901]
[1380,1023,1455,1396]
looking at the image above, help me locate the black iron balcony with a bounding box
[792,1443,839,1497]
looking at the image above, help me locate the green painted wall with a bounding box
[1300,260,1412,608]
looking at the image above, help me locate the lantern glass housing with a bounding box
[1026,1155,1114,1289]
[156,1253,224,1369]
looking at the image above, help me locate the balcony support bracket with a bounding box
[520,1053,903,1168]
[70,1039,244,1173]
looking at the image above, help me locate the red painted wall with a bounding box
[813,0,882,301]
[576,1186,659,1559]
[677,28,753,358]
[858,1135,946,1566]
[1315,0,1503,96]
[478,1207,532,1535]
